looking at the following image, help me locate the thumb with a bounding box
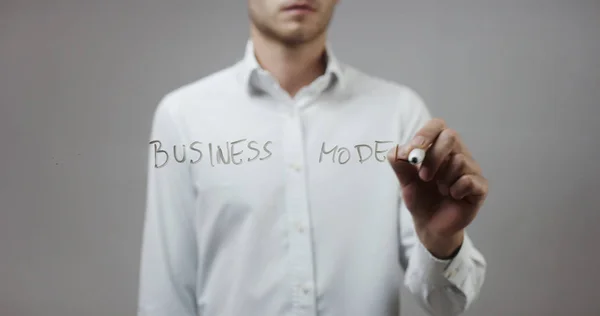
[387,145,420,187]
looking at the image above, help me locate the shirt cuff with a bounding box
[411,234,476,289]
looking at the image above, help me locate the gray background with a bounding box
[1,0,599,315]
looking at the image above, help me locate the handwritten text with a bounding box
[150,139,273,168]
[319,141,395,164]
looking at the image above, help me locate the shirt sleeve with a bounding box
[137,95,199,316]
[397,88,487,316]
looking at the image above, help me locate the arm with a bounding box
[396,88,487,315]
[400,201,486,315]
[137,96,198,316]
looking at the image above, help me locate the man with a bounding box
[137,0,488,315]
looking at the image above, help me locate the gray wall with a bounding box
[1,0,599,315]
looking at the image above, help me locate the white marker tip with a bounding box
[408,148,426,165]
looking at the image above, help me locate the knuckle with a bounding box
[438,129,457,149]
[444,128,459,142]
[454,153,467,172]
[482,177,489,192]
[462,175,474,188]
[433,117,446,127]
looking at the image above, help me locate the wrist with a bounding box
[419,230,464,260]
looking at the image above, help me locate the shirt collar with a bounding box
[237,39,346,94]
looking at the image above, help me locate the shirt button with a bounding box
[289,163,302,172]
[302,285,311,295]
[445,266,459,279]
[297,222,305,233]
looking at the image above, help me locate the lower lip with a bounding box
[284,7,314,14]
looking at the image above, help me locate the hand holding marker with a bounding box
[395,145,427,165]
[387,118,489,260]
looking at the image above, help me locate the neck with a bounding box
[250,26,327,97]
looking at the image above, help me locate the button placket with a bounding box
[296,222,305,233]
[282,106,317,314]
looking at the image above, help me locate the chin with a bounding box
[282,34,313,46]
[278,28,318,43]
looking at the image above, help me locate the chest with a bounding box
[182,97,403,191]
[177,97,405,255]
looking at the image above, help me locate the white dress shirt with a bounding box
[137,40,487,316]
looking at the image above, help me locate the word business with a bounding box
[149,139,273,168]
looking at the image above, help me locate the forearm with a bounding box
[418,230,464,260]
[404,233,487,316]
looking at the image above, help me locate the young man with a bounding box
[137,1,488,315]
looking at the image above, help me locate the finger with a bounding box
[407,118,447,151]
[434,156,453,196]
[392,118,446,164]
[439,153,481,185]
[419,128,461,182]
[387,146,420,187]
[449,174,488,202]
[437,180,449,196]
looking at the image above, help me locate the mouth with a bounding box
[282,2,316,13]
